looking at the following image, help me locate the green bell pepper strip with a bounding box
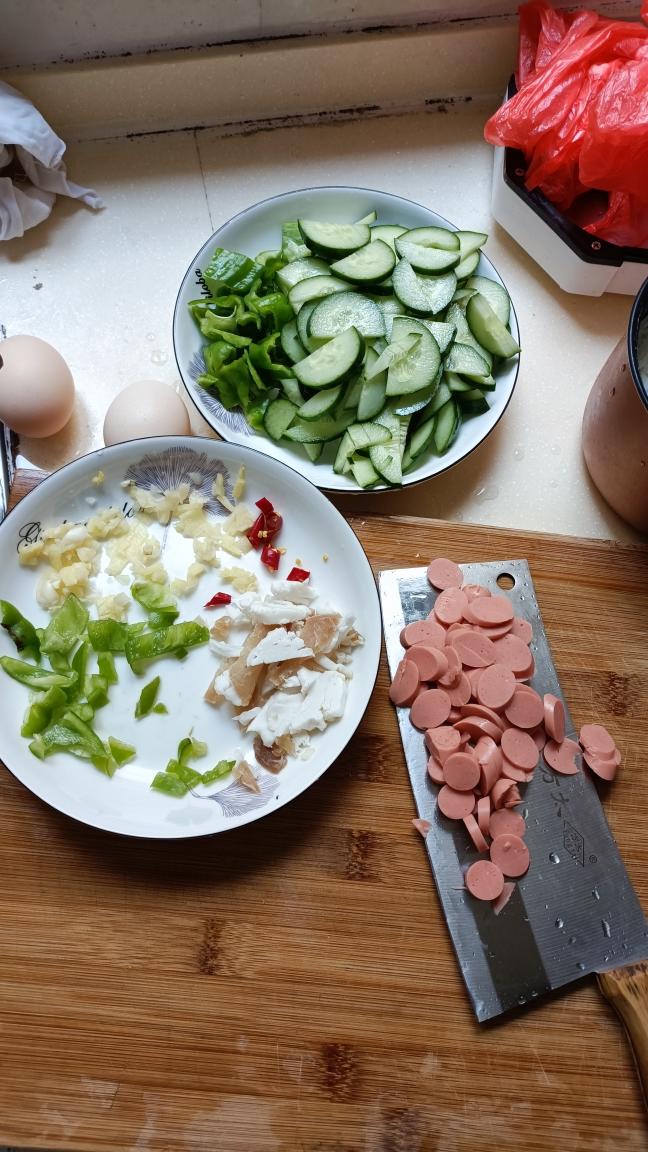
[124,619,209,670]
[152,703,168,715]
[40,595,89,657]
[247,331,293,378]
[0,600,41,662]
[20,685,68,737]
[176,734,208,766]
[71,640,89,685]
[166,760,202,789]
[69,702,95,724]
[85,674,110,711]
[97,652,118,685]
[202,340,237,377]
[201,759,235,785]
[87,619,145,652]
[281,221,310,263]
[247,291,293,331]
[0,656,77,691]
[131,583,179,630]
[203,247,263,296]
[151,771,188,798]
[108,737,136,767]
[28,710,108,765]
[135,675,163,719]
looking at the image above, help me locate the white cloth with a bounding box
[0,79,104,241]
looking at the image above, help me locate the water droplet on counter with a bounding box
[592,888,600,900]
[549,851,560,864]
[513,446,525,461]
[521,807,529,820]
[569,935,577,946]
[474,484,499,503]
[555,917,564,929]
[548,478,558,488]
[577,962,586,971]
[146,332,155,342]
[550,444,561,455]
[150,349,168,365]
[602,920,611,938]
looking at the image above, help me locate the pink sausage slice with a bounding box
[490,834,529,878]
[446,672,472,707]
[475,621,514,640]
[500,727,539,772]
[583,750,620,782]
[443,750,480,792]
[530,724,547,752]
[452,631,497,669]
[463,813,489,854]
[426,725,462,764]
[437,785,475,820]
[458,702,505,731]
[434,586,469,626]
[544,737,581,776]
[491,778,517,810]
[454,716,503,744]
[515,655,535,682]
[579,723,616,757]
[492,881,516,915]
[466,859,505,901]
[427,557,463,591]
[412,817,431,836]
[492,634,534,674]
[469,595,514,627]
[410,688,452,730]
[477,795,491,838]
[427,755,446,785]
[389,658,420,707]
[402,618,446,650]
[466,667,484,697]
[504,685,544,730]
[405,644,449,682]
[501,758,533,783]
[477,663,517,710]
[509,616,533,644]
[543,694,565,743]
[489,809,526,838]
[438,646,462,687]
[462,583,491,602]
[504,783,522,808]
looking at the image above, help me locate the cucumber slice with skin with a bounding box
[357,348,387,421]
[280,375,304,406]
[386,321,441,397]
[293,327,365,390]
[457,388,489,416]
[370,224,407,252]
[465,372,497,391]
[367,276,394,296]
[445,302,493,371]
[348,422,391,451]
[304,442,323,462]
[297,220,370,258]
[283,410,355,443]
[433,399,461,454]
[308,292,385,341]
[276,256,329,294]
[455,230,488,258]
[395,237,460,273]
[296,300,319,353]
[370,409,409,485]
[298,384,343,421]
[416,379,452,421]
[342,372,364,410]
[444,341,491,378]
[374,295,403,339]
[392,260,456,316]
[445,370,477,394]
[333,431,354,474]
[408,415,437,460]
[400,226,459,252]
[466,293,520,358]
[263,398,298,441]
[351,457,381,488]
[288,274,348,313]
[355,210,377,226]
[466,276,511,326]
[331,240,396,285]
[280,319,306,364]
[453,250,480,281]
[393,385,437,416]
[391,315,456,355]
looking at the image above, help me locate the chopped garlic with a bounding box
[221,566,259,594]
[212,473,235,512]
[94,593,130,621]
[19,540,46,567]
[174,495,214,540]
[222,502,255,537]
[91,470,105,487]
[131,484,190,525]
[193,537,220,567]
[220,533,250,558]
[87,507,128,540]
[232,465,246,502]
[171,562,206,597]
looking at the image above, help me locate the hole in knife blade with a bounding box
[497,572,515,590]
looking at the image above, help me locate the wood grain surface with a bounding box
[2,469,648,1152]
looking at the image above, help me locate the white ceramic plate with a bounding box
[0,437,381,838]
[173,185,520,492]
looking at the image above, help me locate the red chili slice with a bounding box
[255,496,275,515]
[287,567,310,582]
[261,543,281,571]
[203,592,232,608]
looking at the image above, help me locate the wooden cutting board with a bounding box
[2,469,648,1152]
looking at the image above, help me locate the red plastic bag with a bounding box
[485,0,648,247]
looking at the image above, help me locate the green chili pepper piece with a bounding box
[152,703,168,715]
[0,656,77,691]
[151,771,188,798]
[107,737,136,767]
[21,685,69,737]
[135,675,162,719]
[281,222,310,263]
[71,640,89,685]
[177,734,208,766]
[201,759,235,785]
[87,619,145,652]
[166,760,202,789]
[124,620,209,670]
[97,652,118,685]
[69,703,95,724]
[40,595,89,657]
[0,600,41,662]
[203,247,262,296]
[29,710,108,765]
[131,582,179,630]
[85,674,109,710]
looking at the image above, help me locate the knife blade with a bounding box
[379,560,648,1025]
[0,421,12,524]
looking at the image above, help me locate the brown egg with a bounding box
[0,335,75,437]
[103,380,191,445]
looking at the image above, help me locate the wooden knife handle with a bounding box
[598,962,648,1111]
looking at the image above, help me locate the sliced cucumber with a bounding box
[455,230,488,258]
[418,379,452,419]
[342,372,364,410]
[288,274,348,313]
[370,410,409,486]
[395,237,460,273]
[453,250,480,281]
[457,388,489,416]
[408,415,437,459]
[466,276,510,325]
[375,295,403,339]
[368,276,395,296]
[357,348,387,421]
[298,384,343,420]
[370,224,407,251]
[331,240,395,285]
[280,319,306,364]
[264,398,298,441]
[297,219,370,257]
[283,410,355,444]
[333,431,354,475]
[452,287,477,303]
[444,341,491,378]
[296,299,320,353]
[348,422,391,451]
[386,320,441,397]
[391,315,455,355]
[293,327,364,390]
[308,292,385,341]
[400,226,459,252]
[280,375,304,406]
[392,260,456,316]
[355,210,377,226]
[351,457,381,488]
[465,372,497,391]
[445,371,476,394]
[304,442,324,462]
[445,302,493,371]
[393,385,437,416]
[433,399,461,454]
[276,256,330,294]
[466,293,520,358]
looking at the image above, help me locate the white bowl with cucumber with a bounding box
[173,187,520,492]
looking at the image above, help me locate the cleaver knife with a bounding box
[380,559,648,1104]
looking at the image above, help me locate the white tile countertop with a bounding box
[0,23,640,543]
